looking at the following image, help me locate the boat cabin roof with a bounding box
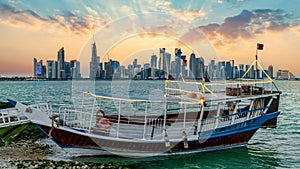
[86,92,201,104]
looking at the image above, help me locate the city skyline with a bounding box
[0,1,299,76]
[87,42,279,80]
[6,43,296,80]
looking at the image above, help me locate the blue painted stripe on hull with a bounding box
[201,111,280,140]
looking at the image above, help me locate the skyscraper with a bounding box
[245,65,250,78]
[70,60,81,79]
[104,59,120,79]
[225,60,234,79]
[89,42,100,79]
[218,61,225,79]
[209,60,215,79]
[57,47,65,79]
[33,58,37,76]
[239,64,245,78]
[174,48,182,78]
[189,53,196,78]
[46,60,57,79]
[33,58,44,77]
[158,48,165,71]
[164,52,171,73]
[268,65,274,78]
[195,57,204,79]
[150,54,157,68]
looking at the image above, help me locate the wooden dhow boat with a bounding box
[8,60,281,157]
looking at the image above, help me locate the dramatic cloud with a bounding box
[0,3,111,35]
[199,9,296,46]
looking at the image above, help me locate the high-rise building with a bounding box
[120,66,126,79]
[217,61,225,79]
[245,65,250,78]
[104,59,120,79]
[262,70,268,79]
[158,48,165,71]
[57,47,65,79]
[70,60,81,79]
[174,48,182,78]
[225,60,234,79]
[268,65,274,79]
[239,64,245,78]
[165,52,171,73]
[127,64,134,79]
[234,66,239,79]
[89,42,100,79]
[133,59,138,68]
[249,66,255,79]
[33,58,37,76]
[65,62,71,79]
[209,60,216,79]
[195,57,205,79]
[34,58,44,77]
[46,60,57,79]
[150,54,157,68]
[189,53,196,78]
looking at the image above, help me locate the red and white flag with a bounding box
[257,43,264,50]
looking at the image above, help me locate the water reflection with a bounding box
[73,146,281,169]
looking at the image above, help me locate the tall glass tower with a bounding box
[89,42,100,79]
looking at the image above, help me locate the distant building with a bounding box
[262,70,268,79]
[217,61,225,79]
[70,60,81,79]
[33,58,46,77]
[268,65,274,78]
[277,69,295,80]
[239,64,245,78]
[46,60,57,79]
[164,52,171,73]
[245,65,250,78]
[189,53,196,78]
[195,57,205,79]
[57,47,65,79]
[150,54,157,68]
[133,59,138,68]
[104,59,120,79]
[89,42,100,79]
[249,66,255,79]
[225,60,234,79]
[33,58,37,76]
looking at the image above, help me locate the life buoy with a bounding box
[96,109,105,117]
[98,118,111,129]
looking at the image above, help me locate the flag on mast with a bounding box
[257,43,264,50]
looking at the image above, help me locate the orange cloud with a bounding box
[0,3,111,36]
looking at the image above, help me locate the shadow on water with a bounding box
[73,146,281,169]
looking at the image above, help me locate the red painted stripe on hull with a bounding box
[38,125,257,153]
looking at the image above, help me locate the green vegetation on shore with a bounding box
[0,101,13,109]
[0,102,46,146]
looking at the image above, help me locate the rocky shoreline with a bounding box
[0,125,133,169]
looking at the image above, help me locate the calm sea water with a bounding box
[0,80,299,168]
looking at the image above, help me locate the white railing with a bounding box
[200,107,268,132]
[0,108,30,128]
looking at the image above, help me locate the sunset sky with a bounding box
[0,0,299,77]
